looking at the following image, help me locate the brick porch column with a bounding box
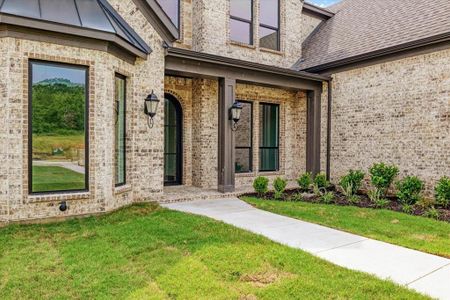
[306,89,322,176]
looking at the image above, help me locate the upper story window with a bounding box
[156,0,180,28]
[259,0,280,50]
[29,61,88,194]
[230,0,253,45]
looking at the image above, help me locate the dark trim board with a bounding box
[302,3,334,20]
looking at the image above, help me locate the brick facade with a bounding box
[328,49,450,193]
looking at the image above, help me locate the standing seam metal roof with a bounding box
[0,0,151,55]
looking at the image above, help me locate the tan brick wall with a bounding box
[235,83,307,186]
[180,0,304,68]
[192,78,219,188]
[0,0,167,222]
[329,48,450,193]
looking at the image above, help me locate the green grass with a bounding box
[244,197,450,258]
[0,203,427,299]
[33,134,84,155]
[32,166,85,192]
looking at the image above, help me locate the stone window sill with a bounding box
[27,191,91,204]
[114,184,132,195]
[229,41,256,50]
[260,47,284,56]
[236,172,256,177]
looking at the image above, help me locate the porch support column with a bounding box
[218,78,236,193]
[306,89,322,176]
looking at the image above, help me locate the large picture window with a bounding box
[29,61,88,194]
[115,74,126,186]
[156,0,180,28]
[235,101,253,173]
[230,0,253,44]
[259,0,280,50]
[259,103,279,172]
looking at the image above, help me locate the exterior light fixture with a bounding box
[144,90,160,128]
[229,101,243,131]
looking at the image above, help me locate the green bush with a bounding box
[320,192,335,204]
[435,177,450,208]
[273,177,287,200]
[314,173,329,189]
[369,163,399,196]
[297,172,312,191]
[396,176,424,205]
[339,170,365,196]
[253,176,269,197]
[423,207,440,220]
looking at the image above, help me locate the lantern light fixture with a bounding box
[144,90,160,128]
[229,101,243,131]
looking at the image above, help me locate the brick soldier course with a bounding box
[0,0,448,222]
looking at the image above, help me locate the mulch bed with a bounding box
[242,187,450,223]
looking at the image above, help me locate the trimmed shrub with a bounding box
[369,163,399,196]
[273,177,287,200]
[314,172,329,189]
[435,177,450,208]
[339,170,365,196]
[396,176,424,205]
[297,172,312,191]
[253,176,269,197]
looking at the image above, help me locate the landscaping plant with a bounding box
[273,177,287,200]
[435,176,450,208]
[339,170,365,196]
[423,207,440,220]
[297,172,312,191]
[396,176,424,206]
[320,191,335,204]
[369,163,399,197]
[314,172,329,189]
[368,189,390,208]
[253,176,269,197]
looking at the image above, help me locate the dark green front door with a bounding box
[164,95,182,185]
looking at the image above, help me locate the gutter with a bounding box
[303,31,450,73]
[166,47,330,82]
[302,3,334,19]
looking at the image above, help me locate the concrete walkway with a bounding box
[163,198,450,300]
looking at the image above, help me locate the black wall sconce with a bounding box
[229,101,243,131]
[144,90,160,128]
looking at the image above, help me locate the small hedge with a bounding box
[297,172,312,191]
[396,176,424,206]
[273,177,287,199]
[253,176,269,197]
[435,177,450,208]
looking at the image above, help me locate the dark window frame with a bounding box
[230,0,254,45]
[164,94,183,186]
[156,0,181,29]
[259,0,280,51]
[235,100,253,174]
[28,60,90,195]
[114,73,127,187]
[259,102,280,172]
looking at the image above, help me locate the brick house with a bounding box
[0,0,448,222]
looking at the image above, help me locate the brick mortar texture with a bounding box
[0,0,167,222]
[329,48,450,194]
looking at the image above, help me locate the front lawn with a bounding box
[0,204,427,299]
[244,197,450,258]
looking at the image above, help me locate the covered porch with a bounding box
[163,47,328,194]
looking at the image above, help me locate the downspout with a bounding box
[326,78,333,181]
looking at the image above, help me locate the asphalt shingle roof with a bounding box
[299,0,450,71]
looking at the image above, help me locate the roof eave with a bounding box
[166,47,330,82]
[133,0,179,44]
[302,32,450,73]
[0,13,149,59]
[302,3,334,19]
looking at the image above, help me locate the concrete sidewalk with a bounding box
[163,198,450,300]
